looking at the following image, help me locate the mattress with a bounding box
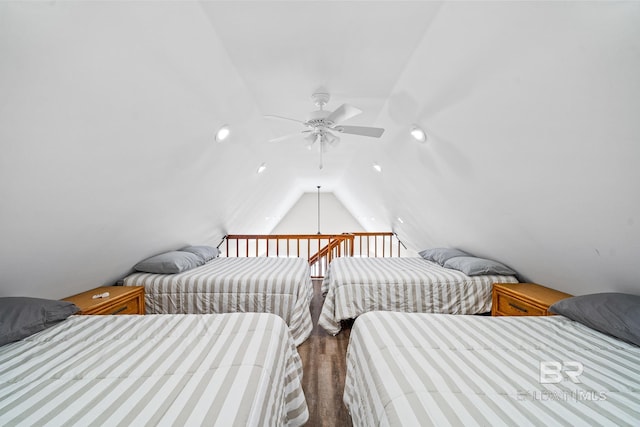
[0,313,308,426]
[123,256,313,345]
[319,257,518,334]
[344,311,640,426]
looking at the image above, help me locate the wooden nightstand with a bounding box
[63,286,145,315]
[492,283,571,316]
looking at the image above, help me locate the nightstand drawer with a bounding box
[492,283,572,316]
[95,298,141,315]
[496,293,545,316]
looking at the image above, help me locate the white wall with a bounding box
[338,1,640,296]
[0,2,295,298]
[271,192,364,235]
[1,1,639,300]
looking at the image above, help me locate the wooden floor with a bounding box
[297,279,353,427]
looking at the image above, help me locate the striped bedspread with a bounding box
[0,313,308,426]
[123,257,313,345]
[318,257,518,334]
[345,311,640,426]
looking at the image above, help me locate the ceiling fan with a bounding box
[265,92,385,169]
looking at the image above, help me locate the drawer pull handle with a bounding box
[110,306,128,315]
[508,302,528,313]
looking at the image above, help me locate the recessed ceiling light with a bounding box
[410,125,426,142]
[397,217,404,224]
[372,162,382,173]
[215,124,230,142]
[257,162,267,174]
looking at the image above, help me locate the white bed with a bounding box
[319,257,518,334]
[0,312,308,426]
[344,311,640,426]
[123,256,313,345]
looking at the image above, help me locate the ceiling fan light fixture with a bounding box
[410,125,426,142]
[323,132,339,146]
[215,124,230,142]
[256,162,267,174]
[372,162,382,173]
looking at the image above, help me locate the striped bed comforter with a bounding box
[0,313,308,426]
[344,311,640,426]
[123,257,313,345]
[318,257,518,334]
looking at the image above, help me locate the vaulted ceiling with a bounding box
[1,1,639,299]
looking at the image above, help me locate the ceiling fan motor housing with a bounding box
[311,92,330,108]
[307,109,333,129]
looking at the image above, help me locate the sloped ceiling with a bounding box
[1,1,639,299]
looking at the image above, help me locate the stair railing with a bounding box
[222,232,404,278]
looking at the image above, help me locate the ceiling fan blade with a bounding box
[327,103,362,124]
[269,129,312,143]
[334,125,385,138]
[264,114,307,125]
[269,133,302,143]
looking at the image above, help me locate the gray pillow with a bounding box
[0,297,79,346]
[180,245,220,262]
[549,293,640,347]
[419,247,469,265]
[134,251,204,274]
[443,256,516,276]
